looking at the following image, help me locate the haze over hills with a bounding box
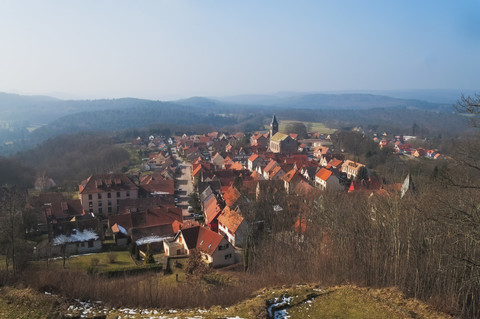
[0,90,471,156]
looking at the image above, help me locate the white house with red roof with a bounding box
[315,168,343,191]
[217,206,247,248]
[163,225,235,267]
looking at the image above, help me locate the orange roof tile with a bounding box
[223,186,242,207]
[248,154,259,162]
[218,206,244,233]
[263,160,278,174]
[230,162,244,170]
[315,168,333,181]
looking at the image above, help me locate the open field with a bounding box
[0,284,451,319]
[30,251,136,273]
[265,120,336,134]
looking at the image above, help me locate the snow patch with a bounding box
[136,235,170,246]
[52,228,99,246]
[267,295,292,319]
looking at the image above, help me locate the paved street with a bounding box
[172,151,193,218]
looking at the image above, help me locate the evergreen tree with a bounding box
[144,243,155,264]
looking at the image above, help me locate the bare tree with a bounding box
[0,185,26,275]
[455,93,480,128]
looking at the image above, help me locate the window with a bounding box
[116,200,120,205]
[88,194,92,200]
[89,201,93,207]
[116,192,120,197]
[225,253,232,260]
[98,201,102,207]
[107,192,111,198]
[98,208,103,214]
[80,242,85,247]
[108,200,112,206]
[89,208,93,213]
[108,207,112,213]
[98,194,102,200]
[126,191,130,197]
[88,240,94,248]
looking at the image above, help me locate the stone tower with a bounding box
[270,114,279,139]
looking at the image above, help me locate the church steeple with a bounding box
[270,114,279,138]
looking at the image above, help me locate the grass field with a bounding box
[265,120,336,134]
[31,251,136,272]
[0,284,451,318]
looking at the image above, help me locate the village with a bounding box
[26,115,445,272]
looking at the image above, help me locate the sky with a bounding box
[0,0,479,100]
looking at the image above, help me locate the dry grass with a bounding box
[0,282,452,318]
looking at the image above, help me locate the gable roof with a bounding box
[283,169,301,183]
[270,132,290,143]
[204,195,222,225]
[248,154,259,162]
[218,206,244,233]
[315,168,333,181]
[223,186,242,207]
[263,160,278,174]
[180,225,224,255]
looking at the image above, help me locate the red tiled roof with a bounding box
[218,206,244,233]
[79,174,138,194]
[248,154,259,162]
[282,169,299,183]
[230,162,244,170]
[269,165,284,178]
[204,196,222,225]
[223,186,241,207]
[181,225,224,255]
[263,160,278,174]
[315,168,333,181]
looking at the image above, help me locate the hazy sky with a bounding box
[1,1,479,100]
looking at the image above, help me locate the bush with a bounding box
[106,252,118,264]
[90,258,100,267]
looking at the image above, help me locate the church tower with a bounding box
[270,114,279,138]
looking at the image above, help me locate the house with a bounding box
[222,185,243,208]
[270,132,297,153]
[313,146,330,159]
[78,174,139,216]
[302,166,319,182]
[250,133,269,148]
[341,160,367,180]
[36,194,85,225]
[262,159,279,180]
[211,153,225,169]
[282,169,302,194]
[269,165,286,180]
[139,174,175,196]
[217,206,247,248]
[49,219,103,256]
[247,153,263,171]
[109,203,183,251]
[315,168,343,191]
[163,225,236,268]
[203,194,223,231]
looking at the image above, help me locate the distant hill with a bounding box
[216,92,450,111]
[0,91,469,156]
